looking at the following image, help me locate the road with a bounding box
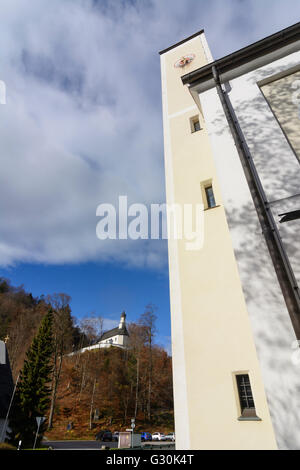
[42,440,116,450]
[42,440,175,450]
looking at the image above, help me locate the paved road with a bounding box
[42,440,175,450]
[43,440,115,450]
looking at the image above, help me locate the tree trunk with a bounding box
[89,379,97,431]
[134,356,139,419]
[79,363,86,402]
[48,354,63,430]
[148,336,152,421]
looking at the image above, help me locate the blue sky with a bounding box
[1,260,171,350]
[0,0,299,354]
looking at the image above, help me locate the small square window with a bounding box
[193,119,201,132]
[190,116,201,133]
[205,185,216,209]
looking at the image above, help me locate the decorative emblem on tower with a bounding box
[174,54,195,68]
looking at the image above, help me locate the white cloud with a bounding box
[0,0,299,268]
[102,317,119,332]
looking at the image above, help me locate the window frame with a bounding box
[233,372,261,421]
[258,64,300,164]
[190,115,201,133]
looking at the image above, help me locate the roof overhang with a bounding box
[159,29,204,55]
[181,21,300,94]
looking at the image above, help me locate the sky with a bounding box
[0,0,299,354]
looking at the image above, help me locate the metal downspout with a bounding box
[211,65,300,338]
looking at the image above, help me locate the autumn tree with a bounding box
[45,319,174,434]
[47,293,74,430]
[128,323,147,419]
[138,304,157,421]
[80,314,104,345]
[0,280,48,377]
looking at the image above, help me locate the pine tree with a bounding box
[8,309,53,448]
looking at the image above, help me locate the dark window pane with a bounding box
[236,374,255,412]
[205,186,216,208]
[193,120,201,132]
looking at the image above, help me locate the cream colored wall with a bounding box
[160,33,277,449]
[116,333,129,347]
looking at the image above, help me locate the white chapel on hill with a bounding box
[75,312,129,354]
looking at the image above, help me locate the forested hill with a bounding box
[0,277,174,438]
[0,277,84,378]
[45,342,174,440]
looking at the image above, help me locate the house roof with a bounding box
[159,29,204,55]
[181,21,300,87]
[99,325,129,342]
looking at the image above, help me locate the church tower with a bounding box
[119,311,126,329]
[159,30,278,450]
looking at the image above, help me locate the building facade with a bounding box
[160,23,300,450]
[72,312,129,355]
[0,340,13,442]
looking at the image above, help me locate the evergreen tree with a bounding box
[8,309,53,448]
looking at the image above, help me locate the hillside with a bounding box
[0,278,85,380]
[45,346,174,440]
[0,277,174,439]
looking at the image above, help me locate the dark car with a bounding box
[141,432,152,442]
[95,430,113,442]
[112,431,119,442]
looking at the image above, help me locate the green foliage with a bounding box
[0,278,10,294]
[8,310,54,448]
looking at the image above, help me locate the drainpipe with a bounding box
[211,65,300,338]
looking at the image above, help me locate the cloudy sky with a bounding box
[0,0,299,351]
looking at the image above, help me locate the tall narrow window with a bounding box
[193,119,201,132]
[205,185,216,208]
[236,374,257,418]
[190,115,201,133]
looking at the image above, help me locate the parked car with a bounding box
[152,432,165,441]
[95,430,113,441]
[165,432,175,441]
[141,432,152,442]
[112,431,119,442]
